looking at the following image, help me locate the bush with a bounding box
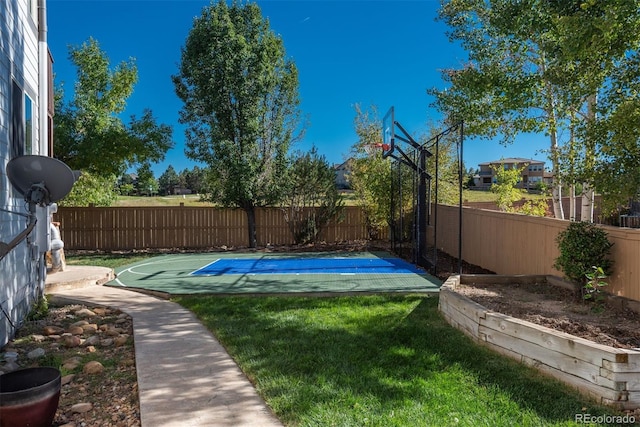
[553,222,613,287]
[27,295,49,321]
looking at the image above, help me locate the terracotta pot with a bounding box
[0,367,61,427]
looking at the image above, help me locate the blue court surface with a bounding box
[191,256,424,276]
[109,251,442,295]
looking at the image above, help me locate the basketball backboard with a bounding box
[382,106,394,158]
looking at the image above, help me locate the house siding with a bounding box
[0,0,48,346]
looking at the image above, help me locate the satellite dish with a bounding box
[6,155,77,206]
[1,156,77,262]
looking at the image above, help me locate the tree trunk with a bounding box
[550,131,565,220]
[569,184,576,221]
[581,94,597,223]
[543,75,564,220]
[244,205,257,248]
[580,185,595,223]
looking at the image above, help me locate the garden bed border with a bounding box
[439,274,640,409]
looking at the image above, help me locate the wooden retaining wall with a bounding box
[55,206,384,251]
[439,275,640,409]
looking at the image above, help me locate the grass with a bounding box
[113,193,362,207]
[65,252,156,269]
[113,194,215,207]
[462,189,549,203]
[111,190,546,207]
[175,294,617,427]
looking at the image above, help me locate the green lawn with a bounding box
[176,294,617,427]
[111,190,545,207]
[113,194,215,207]
[65,253,157,269]
[462,189,549,203]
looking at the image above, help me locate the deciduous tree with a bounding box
[348,105,393,238]
[429,0,567,218]
[173,1,302,248]
[430,0,640,221]
[491,162,525,212]
[54,38,173,181]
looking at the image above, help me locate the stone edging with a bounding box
[439,274,640,410]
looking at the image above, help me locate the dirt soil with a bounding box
[453,280,640,349]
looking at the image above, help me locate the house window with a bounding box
[29,0,37,19]
[25,94,33,154]
[11,80,24,158]
[10,80,34,158]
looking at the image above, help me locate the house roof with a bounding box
[478,157,545,166]
[333,158,353,171]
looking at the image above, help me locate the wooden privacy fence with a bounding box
[433,204,640,302]
[56,206,384,251]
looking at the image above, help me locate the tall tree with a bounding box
[429,0,567,218]
[550,1,640,218]
[430,0,640,221]
[589,52,640,215]
[158,165,180,196]
[135,164,158,196]
[348,105,393,239]
[173,1,302,248]
[181,166,207,194]
[545,0,640,221]
[54,38,174,179]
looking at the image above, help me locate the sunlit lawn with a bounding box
[113,194,215,207]
[65,252,156,269]
[111,190,545,207]
[462,189,549,203]
[175,294,616,427]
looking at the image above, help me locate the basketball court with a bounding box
[107,251,441,295]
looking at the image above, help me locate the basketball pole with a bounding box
[382,111,433,272]
[383,106,464,276]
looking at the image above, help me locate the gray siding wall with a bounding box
[0,0,47,346]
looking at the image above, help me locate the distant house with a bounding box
[474,158,546,190]
[1,0,54,346]
[172,187,192,195]
[334,159,352,190]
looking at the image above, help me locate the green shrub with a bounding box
[554,222,613,287]
[26,295,49,321]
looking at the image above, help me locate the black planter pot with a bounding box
[0,367,61,427]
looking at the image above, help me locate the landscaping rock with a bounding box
[43,325,64,335]
[71,402,93,413]
[27,347,46,359]
[74,308,96,317]
[83,360,104,375]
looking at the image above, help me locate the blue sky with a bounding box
[48,0,548,177]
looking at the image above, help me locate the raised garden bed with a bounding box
[439,274,640,410]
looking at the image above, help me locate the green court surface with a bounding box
[107,251,441,295]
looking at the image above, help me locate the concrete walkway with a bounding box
[46,267,283,427]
